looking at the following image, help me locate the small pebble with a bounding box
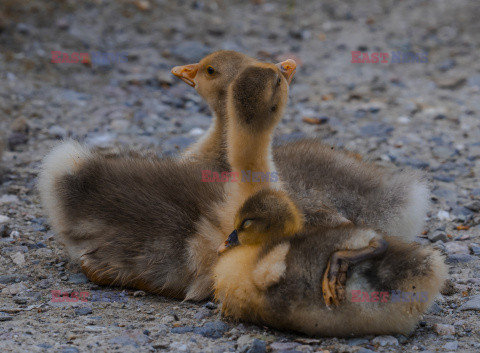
[371,335,399,346]
[247,339,266,353]
[192,321,229,339]
[0,215,11,224]
[194,307,213,320]
[428,230,448,242]
[444,242,469,255]
[75,306,93,316]
[0,312,13,321]
[68,273,89,284]
[459,295,480,311]
[237,334,254,353]
[433,323,455,335]
[443,341,458,351]
[470,243,480,256]
[204,301,217,310]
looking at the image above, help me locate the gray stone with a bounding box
[16,23,30,34]
[467,74,480,88]
[3,282,28,295]
[427,302,442,314]
[437,58,456,72]
[357,349,376,353]
[433,323,455,335]
[60,348,79,353]
[270,342,300,351]
[60,89,91,102]
[169,342,190,352]
[459,295,480,311]
[371,335,398,346]
[433,240,446,252]
[0,274,30,284]
[37,343,53,349]
[447,254,475,264]
[432,146,456,159]
[109,336,138,347]
[428,231,448,242]
[0,312,13,321]
[0,224,9,237]
[193,308,213,320]
[2,245,29,254]
[471,188,480,197]
[443,341,458,351]
[445,242,469,255]
[247,339,266,353]
[347,338,369,346]
[470,243,480,256]
[213,344,235,353]
[13,297,28,304]
[171,326,194,334]
[451,206,474,218]
[465,200,480,212]
[237,335,255,353]
[193,321,229,339]
[68,273,89,284]
[204,301,217,310]
[399,158,430,169]
[432,188,457,203]
[433,174,455,182]
[23,291,42,302]
[74,306,93,316]
[359,123,394,137]
[8,132,28,150]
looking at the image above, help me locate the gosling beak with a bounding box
[171,63,199,87]
[276,59,297,85]
[217,229,240,254]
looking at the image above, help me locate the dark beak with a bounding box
[217,229,240,254]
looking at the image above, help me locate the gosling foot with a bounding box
[322,236,388,308]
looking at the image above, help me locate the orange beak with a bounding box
[171,63,199,87]
[276,59,297,84]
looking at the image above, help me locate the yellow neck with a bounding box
[183,112,228,168]
[226,119,279,196]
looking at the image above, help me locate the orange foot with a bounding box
[322,257,349,307]
[322,237,389,308]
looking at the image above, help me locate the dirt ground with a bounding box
[0,0,479,352]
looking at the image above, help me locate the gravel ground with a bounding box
[1,0,480,352]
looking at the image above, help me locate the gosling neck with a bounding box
[183,104,229,170]
[226,117,279,195]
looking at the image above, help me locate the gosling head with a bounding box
[218,189,304,253]
[171,50,296,118]
[227,60,296,133]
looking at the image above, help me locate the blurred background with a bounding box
[1,1,480,351]
[1,0,479,155]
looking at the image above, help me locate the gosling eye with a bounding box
[206,65,215,75]
[277,77,282,86]
[271,105,277,112]
[242,219,253,229]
